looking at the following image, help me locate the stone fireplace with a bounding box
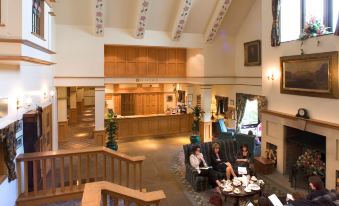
[261,110,339,189]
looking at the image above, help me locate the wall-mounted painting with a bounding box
[166,95,173,102]
[244,40,261,66]
[0,98,8,118]
[280,51,338,98]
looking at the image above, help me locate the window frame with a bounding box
[240,99,259,128]
[301,0,334,32]
[281,0,336,42]
[32,0,45,39]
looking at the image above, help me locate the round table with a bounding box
[221,185,262,206]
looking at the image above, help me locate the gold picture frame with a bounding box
[280,51,339,98]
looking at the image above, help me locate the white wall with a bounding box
[0,64,54,206]
[234,0,262,77]
[261,2,339,124]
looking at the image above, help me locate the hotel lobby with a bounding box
[0,0,339,205]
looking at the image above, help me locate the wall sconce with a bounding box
[49,90,55,98]
[25,96,32,107]
[16,98,22,110]
[267,70,278,81]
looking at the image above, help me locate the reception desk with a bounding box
[115,113,193,141]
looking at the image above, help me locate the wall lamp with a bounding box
[266,69,278,81]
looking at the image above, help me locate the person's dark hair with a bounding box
[248,130,254,135]
[309,176,324,190]
[191,145,201,154]
[240,144,249,151]
[292,191,306,200]
[258,196,270,206]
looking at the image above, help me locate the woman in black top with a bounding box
[210,143,237,180]
[236,144,252,168]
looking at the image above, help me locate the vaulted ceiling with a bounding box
[55,0,255,42]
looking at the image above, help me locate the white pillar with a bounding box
[52,87,58,151]
[57,87,67,122]
[95,87,105,131]
[200,85,212,122]
[70,87,77,109]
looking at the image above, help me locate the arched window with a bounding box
[32,0,44,37]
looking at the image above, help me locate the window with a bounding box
[281,0,339,42]
[241,99,258,127]
[32,0,44,38]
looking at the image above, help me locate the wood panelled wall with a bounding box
[104,46,187,77]
[120,93,164,116]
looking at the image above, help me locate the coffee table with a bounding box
[222,185,262,206]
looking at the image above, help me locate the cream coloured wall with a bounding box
[187,49,204,77]
[261,2,339,124]
[234,0,262,77]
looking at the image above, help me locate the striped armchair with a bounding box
[182,139,238,192]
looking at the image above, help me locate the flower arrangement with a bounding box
[295,149,325,177]
[300,16,329,40]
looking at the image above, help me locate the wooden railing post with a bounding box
[42,159,47,194]
[16,160,22,195]
[69,156,73,190]
[60,157,65,192]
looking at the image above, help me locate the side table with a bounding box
[254,157,274,175]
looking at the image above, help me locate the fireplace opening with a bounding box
[285,126,326,189]
[266,142,277,168]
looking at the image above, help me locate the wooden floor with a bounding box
[56,106,194,206]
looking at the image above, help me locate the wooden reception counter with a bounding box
[115,113,193,141]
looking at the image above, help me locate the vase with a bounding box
[190,135,200,144]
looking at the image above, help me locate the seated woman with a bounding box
[235,144,255,175]
[210,143,237,180]
[189,145,222,191]
[306,176,328,201]
[236,144,252,167]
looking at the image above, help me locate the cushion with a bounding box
[218,119,227,133]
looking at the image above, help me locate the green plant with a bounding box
[105,109,118,151]
[295,149,325,177]
[191,105,202,135]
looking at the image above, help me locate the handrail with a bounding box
[81,181,166,206]
[16,147,146,206]
[16,146,145,162]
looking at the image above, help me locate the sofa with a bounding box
[183,139,238,192]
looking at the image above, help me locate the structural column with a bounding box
[69,87,77,124]
[199,85,213,142]
[57,87,68,143]
[76,87,84,112]
[94,86,106,146]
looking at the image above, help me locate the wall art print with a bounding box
[280,51,339,98]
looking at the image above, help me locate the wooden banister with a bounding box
[16,147,146,206]
[16,147,145,162]
[81,181,166,206]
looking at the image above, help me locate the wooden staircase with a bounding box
[15,147,166,206]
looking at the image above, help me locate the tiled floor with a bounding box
[56,107,195,206]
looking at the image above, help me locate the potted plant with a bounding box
[190,105,202,144]
[105,109,118,151]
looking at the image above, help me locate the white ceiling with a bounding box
[55,0,255,37]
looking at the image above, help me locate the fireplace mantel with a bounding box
[261,109,339,189]
[261,110,339,131]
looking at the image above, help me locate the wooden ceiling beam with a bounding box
[135,0,152,39]
[171,0,194,41]
[204,0,232,43]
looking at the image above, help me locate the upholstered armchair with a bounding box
[215,119,235,140]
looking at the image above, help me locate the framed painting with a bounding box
[280,51,338,98]
[244,40,261,66]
